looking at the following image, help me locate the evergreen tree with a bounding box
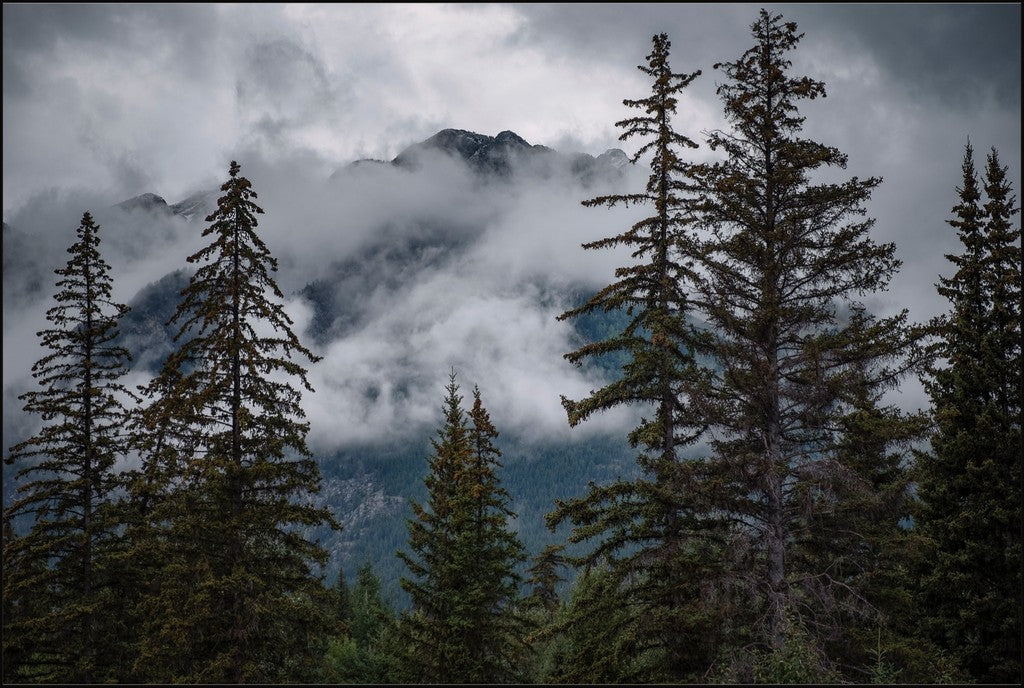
[2,212,135,682]
[322,562,396,684]
[548,33,722,681]
[348,562,392,647]
[917,143,1021,682]
[397,372,526,683]
[128,161,336,683]
[691,10,924,677]
[464,385,530,677]
[334,566,353,629]
[790,315,944,682]
[978,152,1022,682]
[540,565,654,684]
[524,543,567,618]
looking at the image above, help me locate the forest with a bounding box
[2,10,1020,685]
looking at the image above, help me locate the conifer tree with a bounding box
[548,33,722,681]
[397,372,526,683]
[334,566,353,629]
[790,314,939,681]
[348,562,393,648]
[128,161,336,683]
[691,10,924,676]
[321,562,396,683]
[524,543,567,618]
[541,565,653,684]
[917,144,1021,682]
[2,212,134,683]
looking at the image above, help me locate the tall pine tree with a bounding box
[691,10,925,678]
[128,161,336,683]
[548,33,723,682]
[917,143,1022,682]
[397,372,526,683]
[3,212,135,683]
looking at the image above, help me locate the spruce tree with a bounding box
[917,144,1022,682]
[548,33,722,681]
[2,212,134,682]
[128,161,336,683]
[397,372,526,683]
[691,10,924,677]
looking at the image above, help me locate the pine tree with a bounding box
[464,385,529,678]
[548,33,722,681]
[2,212,135,682]
[128,161,336,683]
[917,144,1022,682]
[397,372,526,683]
[691,10,924,676]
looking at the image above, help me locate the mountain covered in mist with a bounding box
[2,128,641,605]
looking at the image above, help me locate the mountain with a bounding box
[393,128,553,175]
[3,127,639,605]
[3,221,47,308]
[332,127,628,185]
[169,188,220,221]
[114,192,172,214]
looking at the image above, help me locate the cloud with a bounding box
[3,3,1020,459]
[246,147,648,450]
[3,139,650,459]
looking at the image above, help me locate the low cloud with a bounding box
[3,4,1019,463]
[3,143,647,460]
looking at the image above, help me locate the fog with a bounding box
[3,3,1020,461]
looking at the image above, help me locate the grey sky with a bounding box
[3,3,1021,451]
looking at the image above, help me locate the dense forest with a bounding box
[3,10,1020,685]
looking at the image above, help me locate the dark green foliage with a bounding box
[322,562,397,683]
[916,143,1022,683]
[312,430,635,612]
[538,566,660,684]
[349,562,393,648]
[524,544,567,617]
[397,373,527,683]
[126,161,337,683]
[688,10,927,678]
[550,33,721,682]
[788,332,946,682]
[2,212,136,683]
[335,566,353,627]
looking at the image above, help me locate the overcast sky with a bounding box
[3,3,1021,452]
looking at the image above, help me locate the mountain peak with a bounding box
[329,127,627,185]
[494,130,529,146]
[114,192,169,213]
[392,128,551,177]
[169,189,220,221]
